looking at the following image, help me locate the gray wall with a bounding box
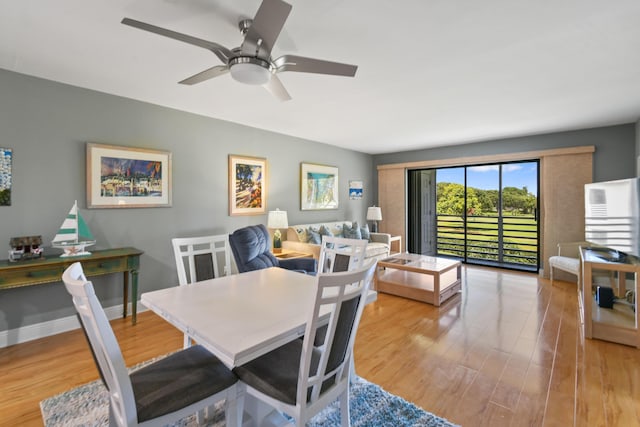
[372,124,637,201]
[2,66,637,335]
[636,118,640,175]
[0,69,374,333]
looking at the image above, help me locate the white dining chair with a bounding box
[233,260,377,427]
[62,262,243,427]
[172,234,234,285]
[315,235,369,351]
[172,234,234,347]
[318,235,368,273]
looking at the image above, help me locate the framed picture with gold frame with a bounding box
[229,155,267,216]
[300,162,339,210]
[87,143,172,208]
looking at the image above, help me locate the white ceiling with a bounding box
[2,0,640,154]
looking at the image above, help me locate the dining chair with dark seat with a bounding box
[172,234,235,347]
[233,260,377,427]
[318,235,368,273]
[229,224,316,274]
[172,234,234,285]
[62,262,243,427]
[314,235,368,347]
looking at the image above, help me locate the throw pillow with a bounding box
[294,227,308,243]
[319,225,333,238]
[307,227,321,244]
[360,223,371,241]
[343,222,362,239]
[319,225,335,248]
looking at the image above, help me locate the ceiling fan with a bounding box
[121,0,358,101]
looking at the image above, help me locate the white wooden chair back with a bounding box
[172,234,233,347]
[172,234,233,286]
[318,236,368,273]
[62,262,137,426]
[296,260,376,424]
[63,262,243,427]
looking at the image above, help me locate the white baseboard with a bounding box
[0,303,145,348]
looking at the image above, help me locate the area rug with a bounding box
[41,367,457,427]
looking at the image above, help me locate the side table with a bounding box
[0,247,143,324]
[273,249,313,260]
[389,235,402,255]
[580,246,639,348]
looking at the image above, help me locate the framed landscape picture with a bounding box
[301,162,339,210]
[0,147,12,206]
[86,143,172,208]
[229,155,267,216]
[349,180,363,200]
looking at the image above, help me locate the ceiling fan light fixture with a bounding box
[229,57,273,85]
[122,0,358,100]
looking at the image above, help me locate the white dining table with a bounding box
[140,266,377,426]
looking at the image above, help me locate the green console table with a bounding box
[0,247,143,324]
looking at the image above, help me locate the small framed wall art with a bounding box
[229,155,267,216]
[301,162,339,210]
[0,147,12,206]
[87,143,172,208]
[349,180,363,200]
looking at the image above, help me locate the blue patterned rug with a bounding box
[41,369,457,427]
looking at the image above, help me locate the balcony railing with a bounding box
[437,214,538,269]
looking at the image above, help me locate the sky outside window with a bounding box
[437,162,537,194]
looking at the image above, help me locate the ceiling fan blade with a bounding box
[121,18,233,64]
[273,55,358,77]
[263,74,292,101]
[241,0,292,58]
[179,65,229,85]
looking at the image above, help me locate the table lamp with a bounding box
[367,206,382,232]
[267,209,288,253]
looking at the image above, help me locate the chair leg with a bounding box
[550,266,555,285]
[196,408,205,425]
[108,404,118,427]
[577,272,581,290]
[225,384,245,427]
[339,388,350,427]
[183,334,191,348]
[349,357,357,382]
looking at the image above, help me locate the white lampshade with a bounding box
[230,58,272,85]
[367,206,382,221]
[267,209,289,229]
[230,62,271,85]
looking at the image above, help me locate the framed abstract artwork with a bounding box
[0,147,12,206]
[86,143,172,208]
[229,155,267,216]
[301,162,339,210]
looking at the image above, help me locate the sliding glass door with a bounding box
[465,165,501,264]
[408,160,539,271]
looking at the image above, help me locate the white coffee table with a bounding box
[375,253,461,306]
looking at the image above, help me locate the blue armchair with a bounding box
[229,225,317,274]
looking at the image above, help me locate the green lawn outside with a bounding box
[436,214,538,264]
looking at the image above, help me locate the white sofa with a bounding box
[282,221,391,261]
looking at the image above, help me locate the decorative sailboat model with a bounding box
[51,200,96,257]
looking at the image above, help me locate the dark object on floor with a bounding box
[596,286,614,308]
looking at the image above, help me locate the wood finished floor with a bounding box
[1,265,639,426]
